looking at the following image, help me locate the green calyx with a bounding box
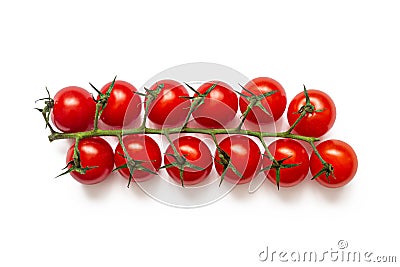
[236,84,277,129]
[311,162,335,182]
[210,134,243,187]
[160,153,205,187]
[90,76,117,130]
[35,87,56,133]
[259,155,301,190]
[55,160,97,178]
[179,82,218,128]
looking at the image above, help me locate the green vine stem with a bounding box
[37,80,334,187]
[48,127,318,143]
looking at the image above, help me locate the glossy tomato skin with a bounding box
[164,136,212,185]
[52,86,96,132]
[263,139,309,187]
[287,90,336,137]
[114,135,161,182]
[239,77,287,124]
[214,135,261,184]
[310,140,358,188]
[66,138,114,185]
[99,80,141,127]
[147,79,190,127]
[192,81,238,128]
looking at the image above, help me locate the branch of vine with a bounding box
[37,80,333,187]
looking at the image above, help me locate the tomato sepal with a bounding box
[35,87,56,133]
[55,139,99,178]
[89,76,117,130]
[160,152,206,187]
[115,136,160,187]
[311,162,335,183]
[55,160,97,179]
[214,146,243,186]
[260,154,302,190]
[113,153,158,187]
[140,83,165,127]
[179,82,218,127]
[236,84,277,129]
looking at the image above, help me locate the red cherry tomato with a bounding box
[66,138,114,185]
[147,79,190,126]
[263,139,309,187]
[310,140,358,188]
[287,89,336,137]
[52,86,96,132]
[239,77,287,124]
[164,136,213,185]
[114,135,162,182]
[99,80,141,127]
[192,81,238,128]
[214,135,261,184]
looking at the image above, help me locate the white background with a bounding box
[1,0,399,266]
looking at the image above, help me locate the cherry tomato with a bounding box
[287,89,336,137]
[147,79,190,126]
[99,80,141,127]
[310,140,358,188]
[214,135,261,184]
[192,81,238,128]
[239,77,287,124]
[52,86,96,132]
[263,139,309,187]
[114,135,162,182]
[164,136,212,185]
[66,138,114,185]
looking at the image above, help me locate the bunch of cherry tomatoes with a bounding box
[39,77,358,189]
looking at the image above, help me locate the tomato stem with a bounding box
[116,134,133,188]
[92,76,117,130]
[309,141,326,164]
[73,137,81,167]
[181,82,218,129]
[285,111,306,134]
[139,83,165,128]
